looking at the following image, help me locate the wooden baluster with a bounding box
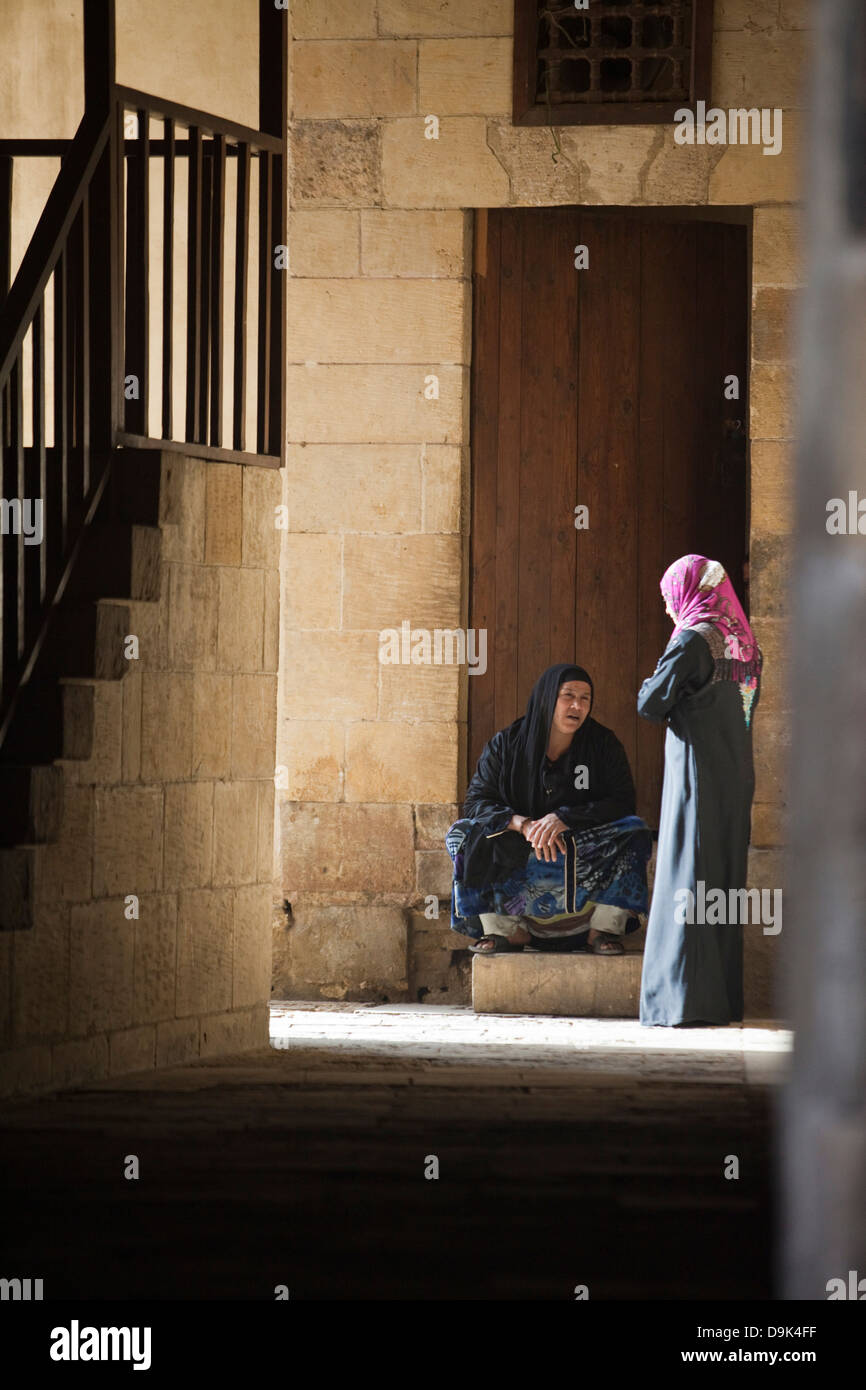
[233,142,250,453]
[162,117,174,440]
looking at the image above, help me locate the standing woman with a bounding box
[637,555,762,1026]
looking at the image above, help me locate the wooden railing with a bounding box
[0,0,286,746]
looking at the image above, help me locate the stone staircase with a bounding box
[0,449,161,929]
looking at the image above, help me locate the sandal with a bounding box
[589,932,624,955]
[469,934,525,955]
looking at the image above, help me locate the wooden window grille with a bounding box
[513,0,715,126]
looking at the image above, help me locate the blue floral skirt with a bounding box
[445,815,652,940]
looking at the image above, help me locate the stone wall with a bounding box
[278,0,808,1015]
[0,454,281,1096]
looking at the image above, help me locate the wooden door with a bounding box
[468,209,749,827]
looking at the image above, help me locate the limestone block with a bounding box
[67,680,122,785]
[34,783,94,904]
[292,0,377,42]
[752,287,799,361]
[286,364,466,444]
[472,952,643,1018]
[753,206,804,286]
[122,597,163,671]
[752,711,788,806]
[566,126,660,205]
[264,569,279,674]
[241,464,282,569]
[93,785,163,897]
[166,564,219,672]
[256,780,277,884]
[750,363,795,440]
[176,888,234,1017]
[408,910,471,1004]
[291,120,381,207]
[342,533,462,629]
[122,670,142,781]
[750,533,790,619]
[141,674,194,780]
[213,781,259,886]
[109,1025,156,1076]
[0,934,9,1047]
[750,441,795,535]
[414,803,459,849]
[714,0,782,30]
[277,720,344,801]
[361,210,468,278]
[378,0,512,37]
[218,567,265,672]
[163,782,214,890]
[12,904,69,1043]
[0,1045,52,1098]
[155,1017,198,1067]
[192,673,233,778]
[751,803,786,847]
[423,444,463,532]
[378,661,461,722]
[752,617,789,717]
[419,38,511,116]
[382,118,510,208]
[709,115,802,203]
[51,1035,109,1089]
[285,444,422,532]
[280,802,415,894]
[280,631,379,721]
[290,210,361,277]
[415,848,453,898]
[199,1004,268,1057]
[345,721,458,803]
[231,675,278,778]
[293,41,416,119]
[159,453,206,564]
[68,900,135,1035]
[713,33,809,109]
[133,894,178,1025]
[779,0,810,28]
[281,535,341,629]
[232,883,273,1008]
[287,278,468,364]
[0,849,36,931]
[205,464,243,566]
[642,135,721,205]
[486,124,582,206]
[284,903,408,1000]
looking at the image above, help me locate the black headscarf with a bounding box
[502,662,595,817]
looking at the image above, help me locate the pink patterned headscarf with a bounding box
[660,554,757,664]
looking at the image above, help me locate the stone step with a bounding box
[472,950,644,1018]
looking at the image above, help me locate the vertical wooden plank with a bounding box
[259,0,287,461]
[66,205,84,515]
[209,133,226,447]
[162,117,175,440]
[53,251,69,568]
[661,223,699,578]
[575,214,641,761]
[635,222,673,827]
[124,108,149,437]
[467,208,501,775]
[80,190,90,498]
[8,359,24,671]
[492,210,521,739]
[517,209,558,708]
[185,125,203,442]
[547,207,578,674]
[233,142,250,453]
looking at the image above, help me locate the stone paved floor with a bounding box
[0,1005,792,1300]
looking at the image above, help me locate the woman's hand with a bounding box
[525,813,568,862]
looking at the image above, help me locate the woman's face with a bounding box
[664,595,676,622]
[551,680,592,738]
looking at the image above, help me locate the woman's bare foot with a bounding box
[588,928,624,955]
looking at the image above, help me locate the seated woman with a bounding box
[446,662,652,955]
